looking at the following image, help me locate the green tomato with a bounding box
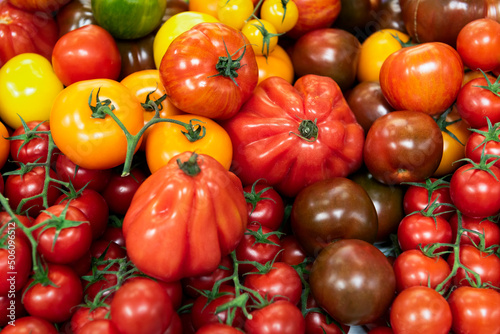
[0,53,64,130]
[91,0,167,39]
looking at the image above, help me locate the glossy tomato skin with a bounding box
[449,213,500,249]
[0,2,59,67]
[244,300,305,334]
[196,323,242,334]
[0,235,31,295]
[181,255,233,298]
[363,110,443,185]
[55,154,111,193]
[0,293,26,327]
[304,294,350,334]
[456,77,500,129]
[222,75,364,198]
[55,0,96,36]
[9,120,52,165]
[52,24,121,86]
[465,123,500,167]
[448,286,500,334]
[255,44,294,86]
[448,244,500,288]
[397,212,452,253]
[50,79,144,170]
[243,182,285,231]
[22,264,83,323]
[309,239,396,326]
[379,42,464,116]
[110,278,174,334]
[403,178,453,219]
[0,121,10,170]
[70,305,110,333]
[290,28,361,91]
[160,22,258,120]
[0,316,58,334]
[390,286,452,334]
[101,167,147,215]
[79,319,120,334]
[123,152,248,282]
[291,177,378,256]
[286,0,341,38]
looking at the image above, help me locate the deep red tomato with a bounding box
[196,323,242,334]
[70,305,110,334]
[243,262,302,305]
[90,239,126,260]
[235,222,282,274]
[32,204,93,265]
[280,235,307,267]
[0,292,25,327]
[79,319,120,334]
[157,280,183,311]
[52,24,121,86]
[390,286,452,334]
[304,294,350,334]
[164,312,183,334]
[100,226,125,247]
[397,212,452,253]
[379,42,464,116]
[244,181,284,231]
[9,120,53,165]
[0,315,58,334]
[465,122,500,167]
[448,286,500,334]
[4,166,61,217]
[0,1,59,67]
[160,22,258,120]
[55,153,112,193]
[222,75,365,198]
[110,278,174,334]
[181,255,233,298]
[363,110,443,185]
[0,211,32,242]
[0,234,31,295]
[450,163,500,219]
[449,213,500,249]
[82,264,118,302]
[448,244,500,288]
[286,0,341,38]
[367,327,394,334]
[67,250,92,277]
[244,300,305,334]
[22,264,83,323]
[403,178,453,219]
[456,76,500,129]
[456,18,500,72]
[57,188,109,240]
[393,249,451,292]
[101,167,147,215]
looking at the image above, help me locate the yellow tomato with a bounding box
[189,0,219,18]
[0,122,10,170]
[146,115,233,173]
[357,29,410,83]
[120,69,184,150]
[153,11,218,68]
[0,53,64,130]
[260,0,299,33]
[241,19,279,57]
[433,108,471,177]
[255,44,294,85]
[217,0,254,30]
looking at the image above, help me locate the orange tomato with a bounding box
[255,44,294,86]
[0,122,10,170]
[189,0,218,17]
[146,114,233,173]
[120,69,184,150]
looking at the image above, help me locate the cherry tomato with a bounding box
[448,244,500,288]
[403,178,453,219]
[243,181,284,231]
[242,19,279,58]
[188,0,218,17]
[0,234,31,295]
[0,121,10,170]
[260,0,299,33]
[101,167,147,215]
[244,300,305,334]
[397,212,452,253]
[465,121,500,168]
[449,213,500,250]
[216,0,254,30]
[55,153,112,193]
[70,305,110,333]
[0,316,58,334]
[255,44,294,85]
[181,255,233,298]
[9,120,53,165]
[79,319,121,334]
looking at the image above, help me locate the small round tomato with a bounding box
[244,181,284,231]
[255,44,294,86]
[357,28,410,83]
[189,0,218,17]
[0,235,31,295]
[101,167,147,215]
[465,122,500,168]
[52,24,121,86]
[449,213,500,250]
[242,19,279,57]
[55,153,112,193]
[448,244,500,288]
[260,0,299,33]
[216,0,254,30]
[0,316,57,334]
[244,300,305,334]
[181,255,233,298]
[146,115,232,173]
[403,178,453,219]
[456,18,500,72]
[0,121,10,170]
[397,212,452,253]
[0,53,64,130]
[50,79,144,170]
[9,120,53,165]
[153,11,219,68]
[196,323,242,334]
[70,306,110,333]
[79,319,120,334]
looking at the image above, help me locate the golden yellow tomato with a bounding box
[189,0,218,18]
[260,0,299,33]
[146,114,233,173]
[241,19,279,57]
[255,45,294,86]
[153,11,218,68]
[216,0,254,30]
[357,29,410,83]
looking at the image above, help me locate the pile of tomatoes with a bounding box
[1,0,500,333]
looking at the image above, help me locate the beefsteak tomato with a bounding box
[221,75,364,198]
[123,152,248,282]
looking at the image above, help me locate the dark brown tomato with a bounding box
[291,177,378,257]
[55,0,96,36]
[333,0,381,40]
[309,239,396,326]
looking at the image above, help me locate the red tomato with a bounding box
[82,264,118,302]
[70,306,110,334]
[280,235,307,267]
[244,181,284,231]
[196,323,242,334]
[181,255,233,298]
[456,18,500,72]
[304,294,350,334]
[4,166,61,217]
[101,167,147,215]
[52,24,121,86]
[222,75,364,198]
[465,121,500,167]
[449,213,500,249]
[397,212,452,253]
[123,152,248,282]
[380,42,464,116]
[448,244,500,288]
[243,262,302,305]
[90,239,126,260]
[160,22,258,120]
[244,300,305,334]
[22,264,83,323]
[450,163,500,219]
[157,280,183,311]
[7,0,70,12]
[448,286,500,334]
[9,120,53,165]
[0,234,31,295]
[403,178,453,219]
[110,278,174,334]
[286,0,341,38]
[393,249,451,292]
[0,316,58,334]
[0,293,26,327]
[55,153,112,193]
[79,319,120,334]
[0,2,59,67]
[33,204,93,264]
[390,286,452,334]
